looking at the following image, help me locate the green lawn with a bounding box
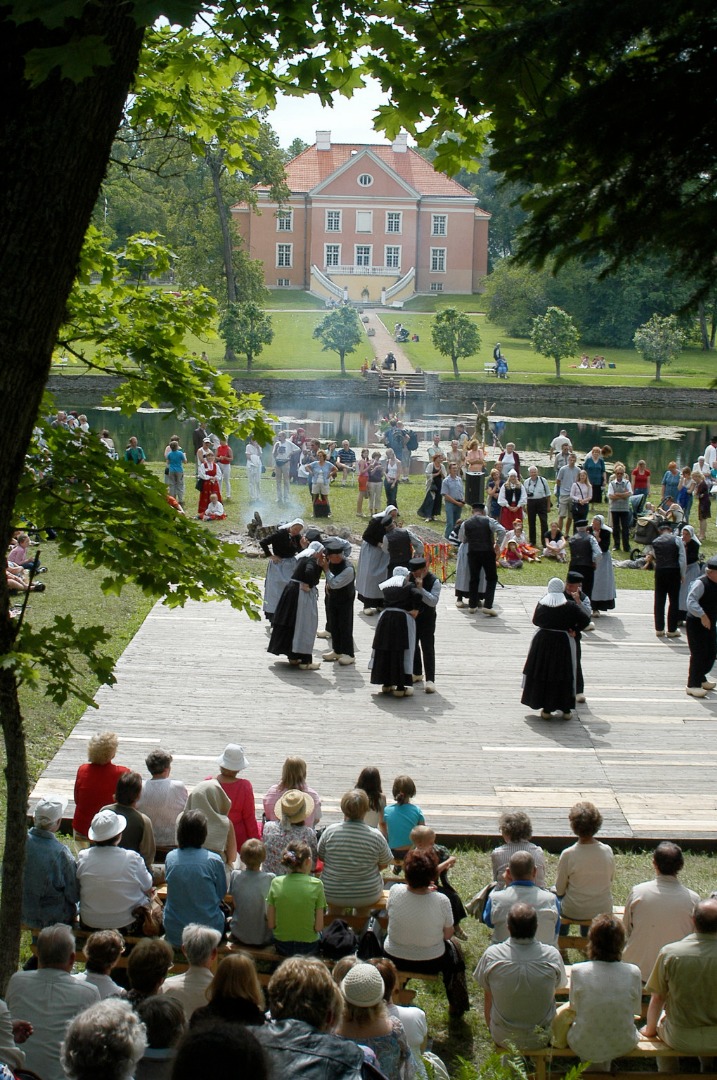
[402,292,488,313]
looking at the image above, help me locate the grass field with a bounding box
[10,462,717,1072]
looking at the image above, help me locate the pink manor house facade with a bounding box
[231,131,490,304]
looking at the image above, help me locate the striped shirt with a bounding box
[491,840,547,890]
[317,820,392,906]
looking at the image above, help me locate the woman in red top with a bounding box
[72,732,129,841]
[216,436,234,502]
[631,459,651,496]
[213,743,260,849]
[197,450,222,518]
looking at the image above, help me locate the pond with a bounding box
[60,402,717,474]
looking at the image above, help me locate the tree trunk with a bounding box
[554,356,561,378]
[247,351,253,372]
[0,4,146,989]
[207,147,236,305]
[698,302,710,351]
[452,356,460,378]
[339,351,346,375]
[224,345,237,363]
[656,360,662,381]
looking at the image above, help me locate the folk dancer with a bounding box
[408,555,441,694]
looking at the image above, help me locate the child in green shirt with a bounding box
[266,841,326,956]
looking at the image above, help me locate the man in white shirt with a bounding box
[549,429,571,459]
[162,924,221,1019]
[137,749,188,849]
[474,902,566,1049]
[483,851,561,946]
[623,842,699,981]
[704,435,717,469]
[7,924,99,1080]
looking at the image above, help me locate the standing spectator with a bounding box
[704,434,717,469]
[100,429,119,459]
[162,924,222,1019]
[607,462,633,552]
[548,429,571,460]
[486,467,502,520]
[137,748,188,850]
[474,902,566,1050]
[583,446,607,503]
[441,461,465,540]
[366,452,385,515]
[661,460,681,503]
[556,452,580,533]
[196,450,221,519]
[570,470,592,525]
[383,448,402,508]
[695,470,712,541]
[554,442,573,481]
[653,520,686,638]
[677,466,696,523]
[22,797,78,930]
[191,422,207,455]
[72,732,129,844]
[124,436,146,465]
[418,453,446,522]
[272,431,296,505]
[498,441,520,480]
[356,448,370,517]
[165,440,187,506]
[631,458,651,498]
[498,470,527,532]
[524,466,551,547]
[445,439,464,470]
[622,842,699,981]
[7,924,100,1080]
[336,440,357,484]
[246,437,263,503]
[216,436,233,501]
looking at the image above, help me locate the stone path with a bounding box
[364,312,415,373]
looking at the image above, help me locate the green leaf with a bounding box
[24,36,112,86]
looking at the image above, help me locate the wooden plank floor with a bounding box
[32,581,717,840]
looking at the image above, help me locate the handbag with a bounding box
[195,478,203,491]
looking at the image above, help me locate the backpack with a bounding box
[406,429,418,451]
[319,918,358,959]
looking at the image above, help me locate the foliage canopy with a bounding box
[431,308,482,379]
[312,307,364,376]
[530,307,580,379]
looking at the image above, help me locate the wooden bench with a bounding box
[484,362,497,376]
[524,1038,717,1080]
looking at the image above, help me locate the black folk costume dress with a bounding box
[268,556,322,664]
[521,599,591,714]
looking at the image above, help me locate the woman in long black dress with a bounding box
[268,542,324,670]
[369,568,422,698]
[521,577,591,720]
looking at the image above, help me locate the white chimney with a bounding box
[316,130,331,151]
[392,132,408,153]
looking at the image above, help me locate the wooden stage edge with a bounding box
[32,581,717,847]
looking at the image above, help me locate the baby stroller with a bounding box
[395,327,409,343]
[630,511,679,561]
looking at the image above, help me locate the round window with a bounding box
[357,173,373,187]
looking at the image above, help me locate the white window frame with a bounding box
[356,210,373,233]
[355,244,372,268]
[357,173,374,187]
[386,211,402,234]
[276,210,293,231]
[325,209,342,232]
[430,282,444,292]
[276,243,293,268]
[384,245,401,269]
[324,244,341,268]
[431,214,447,237]
[430,247,446,272]
[276,278,290,287]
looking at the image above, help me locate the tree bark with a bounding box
[452,357,460,378]
[554,356,561,378]
[698,302,709,351]
[0,2,146,990]
[206,147,236,305]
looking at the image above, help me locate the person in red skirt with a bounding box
[197,450,221,518]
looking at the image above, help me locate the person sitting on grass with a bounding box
[410,824,468,940]
[202,493,226,521]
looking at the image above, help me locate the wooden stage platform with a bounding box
[33,582,717,843]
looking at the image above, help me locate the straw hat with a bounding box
[275,789,315,823]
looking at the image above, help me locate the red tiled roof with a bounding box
[261,143,476,199]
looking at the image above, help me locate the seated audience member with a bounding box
[553,914,641,1071]
[61,998,146,1080]
[72,731,130,843]
[22,796,78,929]
[318,789,392,914]
[474,902,567,1050]
[542,522,567,562]
[73,929,125,999]
[202,493,226,520]
[256,956,368,1078]
[383,775,425,858]
[228,839,274,947]
[410,825,467,937]
[641,899,717,1063]
[163,810,227,948]
[77,810,154,931]
[137,749,188,850]
[103,770,156,869]
[126,938,174,1008]
[172,1020,269,1080]
[163,924,221,1020]
[262,789,318,875]
[483,851,560,946]
[7,924,100,1080]
[212,744,259,850]
[263,756,322,827]
[190,953,265,1029]
[8,533,45,571]
[622,842,699,981]
[555,801,614,931]
[370,957,444,1080]
[491,810,546,890]
[266,841,326,957]
[354,766,386,831]
[0,999,31,1073]
[135,996,187,1080]
[384,848,469,1017]
[183,779,238,871]
[335,963,412,1080]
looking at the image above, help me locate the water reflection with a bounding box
[59,403,714,472]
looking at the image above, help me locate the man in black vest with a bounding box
[653,521,686,638]
[458,503,505,615]
[568,520,600,600]
[385,521,423,576]
[408,555,441,694]
[685,555,717,697]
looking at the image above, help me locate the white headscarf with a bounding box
[539,576,567,607]
[372,504,397,522]
[284,518,304,530]
[296,540,324,560]
[682,524,701,546]
[379,566,410,590]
